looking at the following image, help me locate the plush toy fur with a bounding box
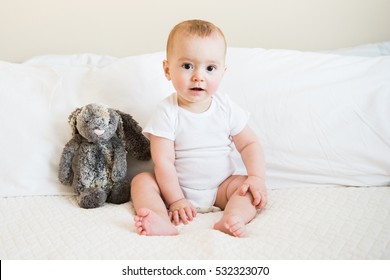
[58,103,150,208]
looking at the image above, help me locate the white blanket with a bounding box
[1,186,389,259]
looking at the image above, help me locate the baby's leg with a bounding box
[131,172,178,236]
[213,176,257,237]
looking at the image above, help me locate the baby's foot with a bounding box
[213,215,247,237]
[134,208,178,236]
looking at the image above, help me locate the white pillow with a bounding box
[0,52,172,197]
[321,41,390,57]
[222,48,390,188]
[24,53,118,67]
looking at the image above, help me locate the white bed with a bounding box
[1,42,390,260]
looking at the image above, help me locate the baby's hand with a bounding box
[239,176,268,209]
[168,198,197,225]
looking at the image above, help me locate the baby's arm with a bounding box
[232,125,268,209]
[149,135,197,224]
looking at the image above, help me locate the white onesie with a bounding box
[143,92,249,209]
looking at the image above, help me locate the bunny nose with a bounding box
[94,129,105,136]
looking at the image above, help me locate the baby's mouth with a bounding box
[190,87,204,92]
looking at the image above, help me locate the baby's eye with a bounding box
[206,65,216,72]
[182,63,193,70]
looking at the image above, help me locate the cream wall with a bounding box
[1,0,390,62]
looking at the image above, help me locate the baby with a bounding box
[131,19,267,237]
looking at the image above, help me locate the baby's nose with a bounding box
[192,75,204,82]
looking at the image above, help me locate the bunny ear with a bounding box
[68,107,82,136]
[115,110,151,161]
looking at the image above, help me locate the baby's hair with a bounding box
[166,19,227,58]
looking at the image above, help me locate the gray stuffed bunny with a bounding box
[58,103,151,208]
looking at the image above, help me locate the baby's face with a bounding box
[164,34,226,112]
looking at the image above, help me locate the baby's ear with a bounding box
[115,110,151,161]
[68,107,82,136]
[163,60,171,81]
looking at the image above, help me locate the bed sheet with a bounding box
[1,186,389,259]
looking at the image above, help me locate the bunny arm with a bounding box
[111,136,127,182]
[58,135,82,185]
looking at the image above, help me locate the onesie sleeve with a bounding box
[226,95,250,136]
[143,95,177,141]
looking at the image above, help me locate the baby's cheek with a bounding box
[208,77,223,93]
[172,79,186,93]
